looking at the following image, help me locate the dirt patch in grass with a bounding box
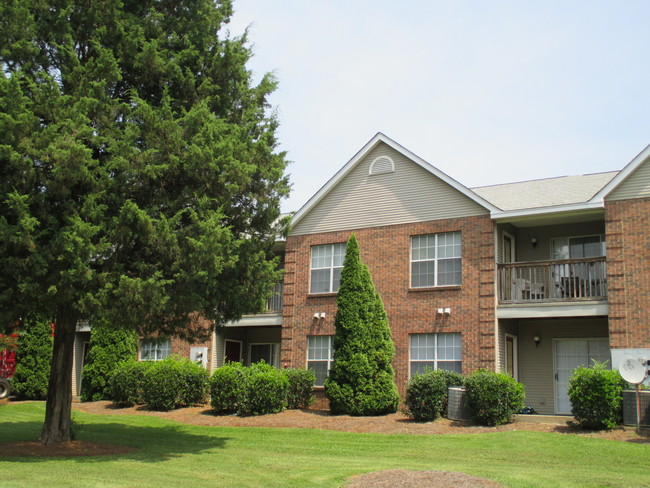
[346,469,505,488]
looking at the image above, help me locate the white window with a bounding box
[310,243,346,293]
[410,333,462,376]
[307,335,334,387]
[411,232,461,287]
[551,235,606,259]
[249,343,280,368]
[140,338,171,361]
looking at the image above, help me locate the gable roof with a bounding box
[590,144,650,201]
[472,172,619,212]
[290,133,500,229]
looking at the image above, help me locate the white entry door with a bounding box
[554,338,610,414]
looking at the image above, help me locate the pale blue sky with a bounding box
[228,1,649,212]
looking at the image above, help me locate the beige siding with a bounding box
[516,222,605,262]
[72,332,90,397]
[291,143,489,236]
[607,159,650,200]
[517,317,608,415]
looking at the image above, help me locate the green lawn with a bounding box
[0,403,648,488]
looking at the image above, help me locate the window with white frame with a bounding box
[249,343,280,368]
[410,333,461,376]
[139,338,171,361]
[411,232,461,287]
[551,235,606,260]
[307,335,334,387]
[310,243,346,293]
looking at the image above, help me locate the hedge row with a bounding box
[108,358,315,414]
[404,369,524,426]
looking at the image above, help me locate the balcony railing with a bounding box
[497,257,607,303]
[264,283,284,312]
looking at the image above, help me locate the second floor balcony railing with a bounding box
[265,283,284,312]
[497,257,607,303]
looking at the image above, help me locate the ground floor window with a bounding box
[307,335,334,387]
[410,333,461,376]
[249,343,280,368]
[140,338,171,361]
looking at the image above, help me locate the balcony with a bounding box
[264,282,284,313]
[497,257,607,303]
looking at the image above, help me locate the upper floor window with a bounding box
[140,338,171,361]
[307,335,334,387]
[551,235,605,260]
[310,243,346,293]
[411,232,461,287]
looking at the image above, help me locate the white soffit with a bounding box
[290,132,500,228]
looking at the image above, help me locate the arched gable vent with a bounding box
[369,155,395,175]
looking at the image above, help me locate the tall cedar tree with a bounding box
[325,234,400,415]
[0,0,289,443]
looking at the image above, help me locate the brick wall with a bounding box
[282,215,496,400]
[606,197,650,348]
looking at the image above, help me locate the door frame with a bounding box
[504,333,518,380]
[224,339,243,364]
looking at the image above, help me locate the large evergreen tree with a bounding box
[0,0,289,443]
[325,234,400,416]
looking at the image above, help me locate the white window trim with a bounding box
[309,243,346,294]
[248,342,280,368]
[410,232,462,288]
[369,155,395,175]
[307,335,334,387]
[408,333,462,378]
[139,338,171,361]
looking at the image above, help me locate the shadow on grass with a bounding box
[0,420,230,463]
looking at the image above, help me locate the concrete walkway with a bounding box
[514,414,572,425]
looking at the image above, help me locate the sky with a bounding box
[227,1,650,213]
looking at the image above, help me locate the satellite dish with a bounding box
[618,358,647,384]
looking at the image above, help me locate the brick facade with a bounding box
[605,197,650,349]
[282,215,496,398]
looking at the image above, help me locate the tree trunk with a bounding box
[40,310,78,445]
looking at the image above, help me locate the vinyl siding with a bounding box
[516,317,608,415]
[607,159,650,200]
[291,143,489,236]
[515,222,606,262]
[72,332,90,397]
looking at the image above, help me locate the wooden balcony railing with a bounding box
[497,257,607,303]
[264,283,284,312]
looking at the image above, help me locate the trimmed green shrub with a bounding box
[325,234,400,416]
[210,362,247,413]
[568,361,628,430]
[81,319,138,402]
[405,369,465,421]
[177,358,209,406]
[141,357,209,411]
[464,370,525,426]
[108,360,151,406]
[12,317,53,400]
[238,361,289,416]
[285,368,316,409]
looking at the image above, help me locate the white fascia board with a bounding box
[591,144,650,202]
[497,301,608,319]
[290,133,499,229]
[491,200,604,221]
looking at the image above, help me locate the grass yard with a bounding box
[0,403,649,488]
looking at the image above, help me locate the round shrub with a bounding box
[81,319,138,402]
[108,360,151,406]
[284,368,316,409]
[238,361,289,416]
[142,358,184,411]
[464,370,525,426]
[176,358,209,406]
[210,362,246,413]
[12,317,53,400]
[568,361,628,430]
[405,369,464,421]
